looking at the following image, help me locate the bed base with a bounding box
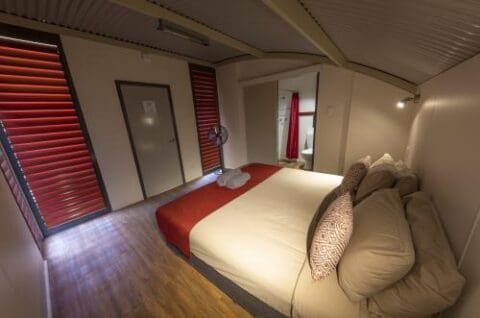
[190,255,287,318]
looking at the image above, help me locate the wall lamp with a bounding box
[396,94,421,109]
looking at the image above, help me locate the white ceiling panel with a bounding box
[152,0,322,56]
[0,0,242,62]
[300,0,480,83]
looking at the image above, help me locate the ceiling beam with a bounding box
[348,62,417,94]
[218,54,417,94]
[110,0,265,58]
[215,52,331,66]
[262,0,347,66]
[0,13,211,66]
[238,64,323,87]
[259,1,417,93]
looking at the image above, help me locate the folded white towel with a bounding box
[217,168,241,186]
[226,172,251,189]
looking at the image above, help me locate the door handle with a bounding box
[168,138,176,143]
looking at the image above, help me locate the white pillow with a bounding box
[394,160,419,197]
[394,160,413,177]
[369,153,396,174]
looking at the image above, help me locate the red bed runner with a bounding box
[156,163,282,257]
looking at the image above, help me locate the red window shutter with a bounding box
[189,65,222,173]
[0,36,108,230]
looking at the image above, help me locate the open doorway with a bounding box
[277,72,318,170]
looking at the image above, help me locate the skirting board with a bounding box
[44,260,52,318]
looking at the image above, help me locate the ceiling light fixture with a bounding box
[157,19,210,47]
[396,94,420,109]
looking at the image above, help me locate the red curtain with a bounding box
[286,92,299,159]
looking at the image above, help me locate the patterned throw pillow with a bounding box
[309,193,353,280]
[338,156,371,195]
[394,174,419,197]
[306,186,340,260]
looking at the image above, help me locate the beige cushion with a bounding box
[394,174,419,197]
[310,193,353,280]
[394,160,409,174]
[365,192,465,318]
[339,156,371,195]
[339,189,415,302]
[393,160,419,197]
[355,170,396,203]
[371,153,394,167]
[369,153,396,174]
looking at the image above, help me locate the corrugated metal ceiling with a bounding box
[0,0,242,62]
[0,0,479,84]
[151,0,321,56]
[300,0,480,83]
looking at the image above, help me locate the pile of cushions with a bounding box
[309,155,371,279]
[308,154,465,317]
[355,154,419,203]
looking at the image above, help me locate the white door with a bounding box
[118,82,184,198]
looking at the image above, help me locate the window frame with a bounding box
[0,23,111,236]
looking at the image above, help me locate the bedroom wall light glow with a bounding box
[396,94,421,109]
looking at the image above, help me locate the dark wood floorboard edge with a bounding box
[44,172,251,318]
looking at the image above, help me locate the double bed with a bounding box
[156,164,359,317]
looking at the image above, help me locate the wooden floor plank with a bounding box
[45,174,252,318]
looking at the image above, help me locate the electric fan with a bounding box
[207,125,228,173]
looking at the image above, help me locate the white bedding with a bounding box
[190,168,358,317]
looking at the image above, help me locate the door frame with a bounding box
[115,80,186,199]
[0,23,111,236]
[311,72,320,171]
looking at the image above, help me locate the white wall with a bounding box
[344,72,415,170]
[0,171,46,318]
[405,52,480,318]
[61,35,202,210]
[315,65,414,174]
[216,63,248,168]
[277,90,292,158]
[217,58,314,168]
[244,81,278,164]
[278,72,317,113]
[314,65,354,173]
[217,61,414,174]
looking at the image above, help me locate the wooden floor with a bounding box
[44,174,252,318]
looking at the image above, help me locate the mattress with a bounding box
[156,163,281,256]
[190,168,358,317]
